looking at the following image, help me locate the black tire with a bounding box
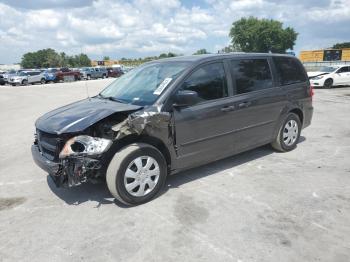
[102,74,107,79]
[324,78,333,88]
[22,79,28,86]
[40,78,46,84]
[87,75,91,80]
[271,113,301,152]
[106,143,167,205]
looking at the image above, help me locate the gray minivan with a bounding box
[32,53,313,205]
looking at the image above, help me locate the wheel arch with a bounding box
[106,134,171,169]
[289,108,304,127]
[272,106,304,140]
[324,77,333,87]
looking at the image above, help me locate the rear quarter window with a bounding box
[273,57,307,86]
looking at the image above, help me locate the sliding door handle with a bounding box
[221,105,235,112]
[238,101,252,108]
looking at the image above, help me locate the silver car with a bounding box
[2,70,18,83]
[8,71,46,86]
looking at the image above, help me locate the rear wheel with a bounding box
[106,143,167,205]
[324,78,333,88]
[271,113,301,152]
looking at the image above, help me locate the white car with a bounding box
[309,65,350,88]
[8,71,46,86]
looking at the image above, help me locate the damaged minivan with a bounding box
[32,54,313,205]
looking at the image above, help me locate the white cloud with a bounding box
[0,0,349,63]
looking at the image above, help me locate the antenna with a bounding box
[81,45,90,100]
[85,78,90,100]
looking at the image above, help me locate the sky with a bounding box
[0,0,349,64]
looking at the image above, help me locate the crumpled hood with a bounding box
[35,97,142,134]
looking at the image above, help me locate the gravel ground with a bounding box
[0,80,349,262]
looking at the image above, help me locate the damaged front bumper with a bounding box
[31,144,61,174]
[31,144,102,187]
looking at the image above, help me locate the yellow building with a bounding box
[342,48,350,61]
[299,48,350,62]
[299,50,324,62]
[91,60,120,67]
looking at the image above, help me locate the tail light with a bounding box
[310,85,314,100]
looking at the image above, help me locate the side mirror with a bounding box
[173,90,199,108]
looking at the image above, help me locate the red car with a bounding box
[55,68,81,82]
[107,67,124,78]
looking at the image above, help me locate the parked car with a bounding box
[2,70,17,83]
[106,67,123,78]
[9,71,45,86]
[80,67,108,80]
[42,68,58,82]
[55,68,81,82]
[0,74,5,85]
[32,54,313,205]
[79,68,93,80]
[309,65,350,88]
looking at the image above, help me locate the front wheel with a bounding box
[271,113,301,152]
[324,78,333,88]
[106,143,167,205]
[22,79,28,86]
[40,78,46,84]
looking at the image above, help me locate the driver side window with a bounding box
[180,62,228,104]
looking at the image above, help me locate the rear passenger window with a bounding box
[181,62,228,102]
[231,59,273,94]
[273,57,307,85]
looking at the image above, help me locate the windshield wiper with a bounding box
[97,94,127,104]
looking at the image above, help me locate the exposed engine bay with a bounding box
[33,102,173,188]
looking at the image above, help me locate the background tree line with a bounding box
[21,48,91,68]
[20,17,349,69]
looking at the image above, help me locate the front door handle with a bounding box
[221,105,235,112]
[238,101,252,108]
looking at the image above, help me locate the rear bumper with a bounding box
[31,144,60,174]
[303,104,313,129]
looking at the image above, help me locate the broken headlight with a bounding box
[59,135,112,158]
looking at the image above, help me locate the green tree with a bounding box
[159,53,168,59]
[193,49,209,55]
[332,42,350,49]
[75,54,91,67]
[21,49,91,68]
[103,56,110,60]
[218,45,240,53]
[229,17,298,53]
